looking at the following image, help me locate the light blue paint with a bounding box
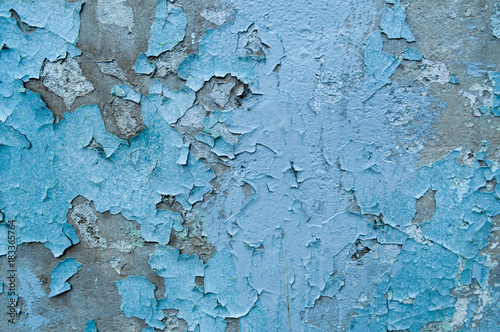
[16,268,49,329]
[491,1,500,38]
[84,319,97,332]
[134,53,156,75]
[364,31,401,97]
[479,71,500,116]
[467,63,487,77]
[195,133,215,147]
[177,143,190,165]
[404,47,423,61]
[449,73,460,84]
[49,258,81,297]
[145,0,187,57]
[0,82,212,255]
[111,85,126,97]
[380,0,415,41]
[0,120,30,148]
[1,0,499,331]
[155,82,196,124]
[115,275,165,329]
[112,84,142,103]
[148,246,253,330]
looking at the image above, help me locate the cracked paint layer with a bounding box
[1,0,500,331]
[115,275,165,329]
[0,83,213,255]
[84,319,97,332]
[48,257,82,297]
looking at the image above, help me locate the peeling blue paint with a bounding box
[115,275,165,329]
[145,0,187,57]
[2,0,500,331]
[491,0,500,38]
[404,47,423,61]
[134,52,156,75]
[0,0,81,121]
[478,71,500,116]
[195,132,215,147]
[0,80,214,254]
[449,73,460,84]
[49,257,81,297]
[380,0,415,42]
[84,319,97,332]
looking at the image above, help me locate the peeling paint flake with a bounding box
[49,257,82,297]
[112,84,142,103]
[145,0,187,57]
[115,275,165,329]
[380,0,415,42]
[84,319,97,332]
[363,31,401,96]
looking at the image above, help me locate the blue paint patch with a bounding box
[177,143,190,165]
[449,73,460,84]
[363,31,401,97]
[380,0,415,42]
[145,1,187,57]
[404,47,423,61]
[112,84,142,103]
[84,320,97,332]
[115,275,165,329]
[134,53,156,75]
[466,63,487,77]
[491,1,500,38]
[49,257,81,297]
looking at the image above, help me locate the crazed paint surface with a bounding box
[1,0,500,331]
[48,257,81,297]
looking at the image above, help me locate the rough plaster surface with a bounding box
[1,0,500,331]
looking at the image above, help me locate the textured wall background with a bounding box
[1,0,500,331]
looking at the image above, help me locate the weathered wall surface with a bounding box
[1,0,500,331]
